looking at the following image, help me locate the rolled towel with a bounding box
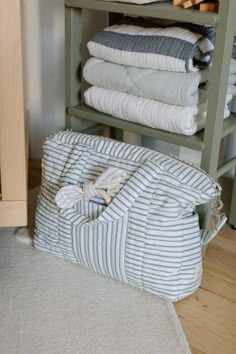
[83,58,209,107]
[84,87,230,136]
[87,18,215,73]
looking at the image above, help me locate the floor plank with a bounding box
[176,288,236,350]
[200,227,236,302]
[201,270,236,303]
[179,316,236,354]
[175,224,236,354]
[190,348,206,354]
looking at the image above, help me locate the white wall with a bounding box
[26,0,65,158]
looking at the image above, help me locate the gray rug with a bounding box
[0,190,191,354]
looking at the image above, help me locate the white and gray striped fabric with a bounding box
[34,131,218,301]
[84,86,231,136]
[87,17,215,72]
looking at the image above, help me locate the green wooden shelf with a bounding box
[67,105,236,151]
[67,104,206,151]
[65,0,219,26]
[65,0,236,226]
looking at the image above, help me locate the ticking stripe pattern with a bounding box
[34,131,217,301]
[87,18,215,72]
[84,86,225,136]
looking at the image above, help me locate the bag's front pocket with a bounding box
[59,200,129,284]
[142,209,202,301]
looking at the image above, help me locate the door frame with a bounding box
[0,0,28,227]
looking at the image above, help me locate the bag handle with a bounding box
[200,213,227,255]
[56,167,127,209]
[97,159,163,223]
[60,159,163,225]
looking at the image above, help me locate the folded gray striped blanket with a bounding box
[87,17,215,72]
[34,132,223,301]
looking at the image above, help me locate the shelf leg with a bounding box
[65,7,82,129]
[65,7,108,132]
[200,0,236,231]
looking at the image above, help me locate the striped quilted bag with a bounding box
[34,131,225,301]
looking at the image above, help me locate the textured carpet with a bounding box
[0,190,191,354]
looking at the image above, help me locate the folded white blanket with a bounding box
[83,58,209,107]
[88,19,215,72]
[84,87,230,136]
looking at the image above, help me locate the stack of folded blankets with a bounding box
[83,17,233,136]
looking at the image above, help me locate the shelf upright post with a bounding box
[65,6,82,129]
[65,3,109,132]
[199,0,236,228]
[109,12,124,142]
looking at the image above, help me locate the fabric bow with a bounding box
[55,167,127,209]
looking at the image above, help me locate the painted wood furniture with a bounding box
[65,0,236,228]
[0,0,28,227]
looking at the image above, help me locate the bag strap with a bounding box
[200,213,227,255]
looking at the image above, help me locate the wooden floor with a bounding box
[29,160,236,354]
[176,225,236,354]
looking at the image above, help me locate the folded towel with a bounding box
[87,19,215,73]
[84,87,230,136]
[83,58,209,107]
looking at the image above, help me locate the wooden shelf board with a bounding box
[67,104,206,151]
[65,0,219,26]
